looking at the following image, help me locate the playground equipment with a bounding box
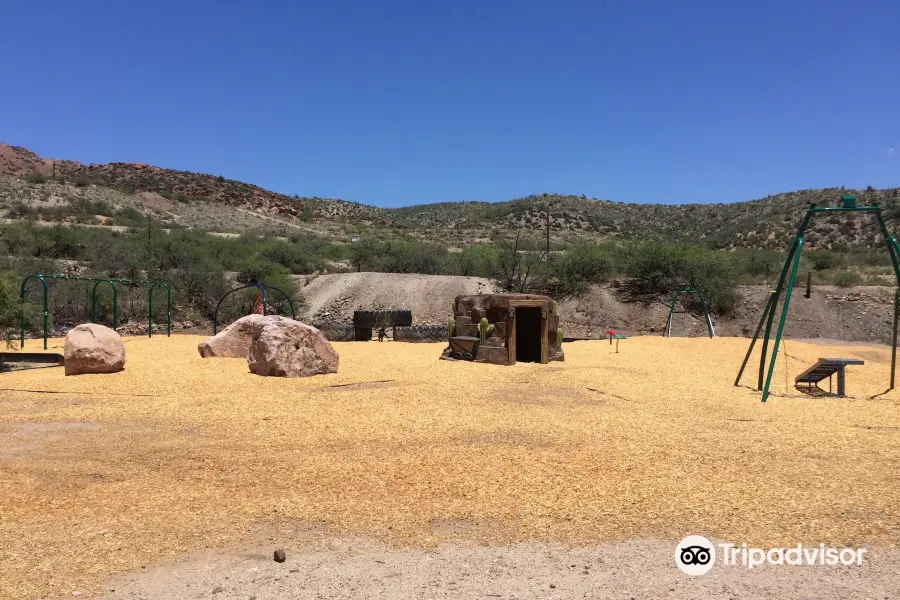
[606,329,627,352]
[19,274,172,350]
[664,287,714,338]
[795,358,864,396]
[212,281,296,334]
[735,195,900,402]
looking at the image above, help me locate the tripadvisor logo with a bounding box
[676,535,716,576]
[675,536,867,575]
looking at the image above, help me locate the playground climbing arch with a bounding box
[19,274,171,350]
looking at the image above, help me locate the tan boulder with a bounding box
[64,323,125,376]
[198,314,268,358]
[247,316,338,377]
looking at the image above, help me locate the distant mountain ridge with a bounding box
[0,143,388,224]
[2,142,899,250]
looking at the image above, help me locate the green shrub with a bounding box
[624,240,684,296]
[73,174,92,188]
[24,172,47,184]
[807,249,841,271]
[555,243,616,295]
[834,270,862,287]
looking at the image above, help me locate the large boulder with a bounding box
[198,314,268,358]
[64,323,125,376]
[247,316,338,377]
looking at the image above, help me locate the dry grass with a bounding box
[2,335,900,599]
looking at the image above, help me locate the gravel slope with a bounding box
[299,272,497,325]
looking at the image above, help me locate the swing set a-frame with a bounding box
[664,287,715,338]
[735,195,900,402]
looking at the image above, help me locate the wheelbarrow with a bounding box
[448,336,480,361]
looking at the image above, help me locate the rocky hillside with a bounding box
[0,143,388,226]
[393,190,900,250]
[3,142,900,250]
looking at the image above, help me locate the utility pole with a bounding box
[545,199,551,257]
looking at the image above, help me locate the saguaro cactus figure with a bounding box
[477,317,494,343]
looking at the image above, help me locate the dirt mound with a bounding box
[299,272,497,325]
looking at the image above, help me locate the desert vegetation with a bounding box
[2,143,899,339]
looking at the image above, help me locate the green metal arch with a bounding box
[735,197,900,402]
[19,274,172,349]
[91,279,119,330]
[19,274,49,350]
[148,282,172,338]
[212,282,296,334]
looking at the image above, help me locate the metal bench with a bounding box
[795,358,864,396]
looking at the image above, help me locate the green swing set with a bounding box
[664,287,715,338]
[735,195,900,402]
[19,274,172,350]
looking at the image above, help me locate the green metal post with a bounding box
[165,284,172,336]
[761,237,805,403]
[758,236,800,390]
[735,290,777,386]
[892,288,899,389]
[148,284,155,338]
[664,290,680,338]
[875,214,900,283]
[757,205,815,389]
[879,229,900,389]
[696,288,714,338]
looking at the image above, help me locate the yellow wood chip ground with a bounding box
[1,335,899,599]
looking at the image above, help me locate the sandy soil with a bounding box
[2,336,899,599]
[99,533,899,600]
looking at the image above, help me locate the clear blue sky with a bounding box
[2,1,898,207]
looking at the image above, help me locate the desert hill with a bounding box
[3,142,900,250]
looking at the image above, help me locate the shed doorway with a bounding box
[515,307,543,363]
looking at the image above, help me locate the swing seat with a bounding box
[796,358,864,396]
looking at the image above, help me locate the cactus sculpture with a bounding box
[448,316,456,338]
[550,299,559,316]
[556,327,564,351]
[477,317,494,343]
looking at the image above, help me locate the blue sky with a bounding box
[2,1,898,207]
